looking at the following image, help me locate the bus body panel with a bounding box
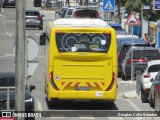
[45,19,117,102]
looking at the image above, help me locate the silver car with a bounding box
[121,47,160,81]
[26,10,44,30]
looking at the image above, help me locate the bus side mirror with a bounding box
[39,32,46,45]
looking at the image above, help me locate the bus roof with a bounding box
[50,18,111,28]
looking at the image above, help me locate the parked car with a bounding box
[88,0,98,5]
[116,34,139,39]
[64,6,76,18]
[117,38,150,76]
[149,71,160,114]
[0,72,35,111]
[72,6,100,18]
[140,60,160,103]
[33,0,42,7]
[63,6,99,18]
[59,6,68,18]
[44,0,62,8]
[108,23,126,34]
[26,10,44,30]
[121,47,160,81]
[1,0,15,8]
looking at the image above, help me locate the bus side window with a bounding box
[39,32,46,45]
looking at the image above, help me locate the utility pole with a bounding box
[15,0,26,120]
[140,2,143,38]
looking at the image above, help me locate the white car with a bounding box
[140,60,160,103]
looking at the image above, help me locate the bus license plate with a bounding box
[76,86,90,91]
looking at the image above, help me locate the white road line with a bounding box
[35,34,40,36]
[36,98,43,111]
[127,99,142,120]
[79,115,95,119]
[50,114,65,119]
[0,54,44,58]
[5,54,15,57]
[36,56,44,58]
[108,117,124,120]
[118,81,136,84]
[127,99,141,111]
[50,117,65,119]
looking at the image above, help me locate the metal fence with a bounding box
[0,87,15,110]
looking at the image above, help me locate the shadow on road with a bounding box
[46,98,118,111]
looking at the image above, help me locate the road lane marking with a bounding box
[50,114,65,119]
[126,99,142,120]
[127,99,141,111]
[5,54,15,57]
[35,34,40,36]
[36,98,43,111]
[0,54,44,58]
[108,117,123,120]
[79,115,95,119]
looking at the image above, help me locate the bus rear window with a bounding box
[56,33,111,52]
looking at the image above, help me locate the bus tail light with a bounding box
[49,71,59,91]
[56,30,63,33]
[106,72,116,91]
[104,31,111,34]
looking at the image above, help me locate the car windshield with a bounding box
[133,50,160,59]
[56,33,111,52]
[0,77,15,87]
[26,11,40,16]
[148,65,160,73]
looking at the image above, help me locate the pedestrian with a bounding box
[144,33,150,44]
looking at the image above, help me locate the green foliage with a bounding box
[125,0,141,15]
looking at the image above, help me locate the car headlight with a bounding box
[25,98,33,103]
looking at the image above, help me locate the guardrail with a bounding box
[0,87,15,110]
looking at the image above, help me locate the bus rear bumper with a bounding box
[47,89,116,101]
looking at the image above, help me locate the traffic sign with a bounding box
[27,61,39,77]
[154,0,160,10]
[14,36,39,61]
[103,0,115,11]
[125,12,140,26]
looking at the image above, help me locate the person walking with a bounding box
[144,33,150,43]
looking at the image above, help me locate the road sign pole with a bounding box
[15,0,26,119]
[131,26,134,81]
[108,9,109,22]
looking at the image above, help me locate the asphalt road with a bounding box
[0,0,159,120]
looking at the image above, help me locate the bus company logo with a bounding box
[2,112,11,117]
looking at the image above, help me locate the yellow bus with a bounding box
[39,18,117,106]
